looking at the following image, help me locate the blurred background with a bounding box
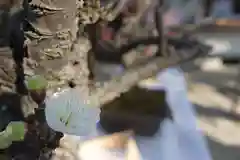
[165,0,240,160]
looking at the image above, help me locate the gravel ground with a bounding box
[186,60,240,160]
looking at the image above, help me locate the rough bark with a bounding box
[0,1,37,159]
[0,0,37,119]
[0,0,26,93]
[25,0,88,90]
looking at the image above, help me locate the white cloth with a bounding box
[155,68,212,160]
[45,67,212,160]
[157,68,198,130]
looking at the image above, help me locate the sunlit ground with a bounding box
[186,59,240,160]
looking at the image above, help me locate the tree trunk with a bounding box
[25,0,90,93]
[0,0,37,121]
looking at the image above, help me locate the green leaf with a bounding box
[0,130,12,149]
[6,121,25,141]
[26,75,47,90]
